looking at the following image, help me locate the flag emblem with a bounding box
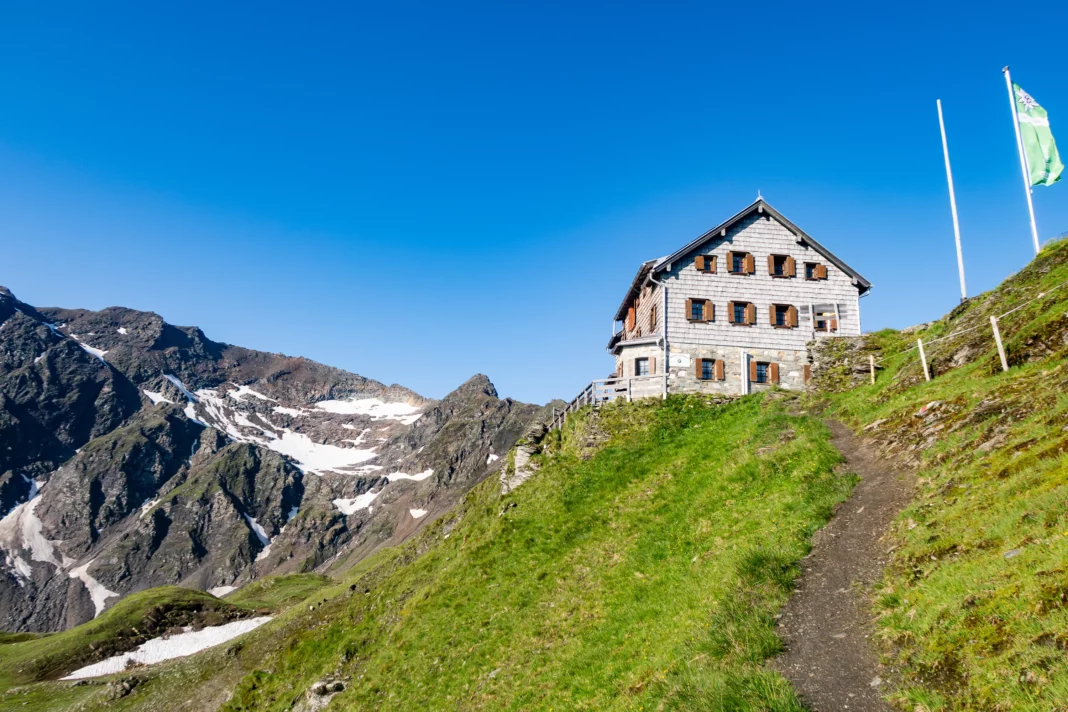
[1013,82,1063,186]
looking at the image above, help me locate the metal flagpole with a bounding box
[1003,66,1041,254]
[937,99,967,302]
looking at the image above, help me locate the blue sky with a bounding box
[2,1,1066,404]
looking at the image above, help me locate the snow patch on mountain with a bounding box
[386,468,434,483]
[228,384,277,403]
[333,490,380,515]
[61,617,273,680]
[143,390,173,405]
[68,560,119,617]
[314,397,423,424]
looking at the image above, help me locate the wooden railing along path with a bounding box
[549,375,663,431]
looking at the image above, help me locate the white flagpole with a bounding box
[1003,66,1041,254]
[937,99,967,302]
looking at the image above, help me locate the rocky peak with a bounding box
[447,374,499,401]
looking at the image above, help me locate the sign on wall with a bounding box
[670,353,691,368]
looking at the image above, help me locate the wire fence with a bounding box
[867,272,1068,384]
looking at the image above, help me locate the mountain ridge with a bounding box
[0,286,549,632]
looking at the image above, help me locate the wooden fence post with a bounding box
[917,339,931,382]
[869,354,875,385]
[991,316,1009,372]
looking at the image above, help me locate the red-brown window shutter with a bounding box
[694,358,703,379]
[749,359,757,382]
[786,256,796,277]
[626,306,635,331]
[787,305,798,327]
[649,356,657,374]
[685,298,694,321]
[803,364,812,384]
[695,255,705,271]
[714,359,724,380]
[727,251,736,272]
[746,303,756,325]
[705,301,714,323]
[727,301,736,323]
[817,263,828,280]
[768,305,776,324]
[830,318,838,332]
[770,362,780,383]
[745,253,755,274]
[767,254,775,275]
[709,255,717,274]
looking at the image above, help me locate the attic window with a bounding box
[769,254,795,278]
[729,251,754,275]
[695,255,717,273]
[805,262,828,280]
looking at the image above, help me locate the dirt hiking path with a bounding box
[773,420,913,711]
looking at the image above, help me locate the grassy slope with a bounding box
[821,239,1068,711]
[0,576,332,711]
[213,395,853,712]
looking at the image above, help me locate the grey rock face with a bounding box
[0,287,549,631]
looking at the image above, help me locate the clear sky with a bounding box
[2,1,1066,404]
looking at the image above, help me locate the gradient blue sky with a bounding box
[2,1,1066,404]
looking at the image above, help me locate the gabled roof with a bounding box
[612,198,871,321]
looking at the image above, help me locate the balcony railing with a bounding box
[550,374,664,431]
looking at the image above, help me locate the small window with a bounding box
[755,362,769,384]
[690,301,704,321]
[774,305,789,326]
[771,254,788,276]
[649,304,657,331]
[731,252,748,274]
[701,359,714,381]
[635,358,649,376]
[730,301,753,324]
[805,262,817,280]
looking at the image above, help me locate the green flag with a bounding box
[1014,82,1063,186]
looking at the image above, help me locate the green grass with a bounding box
[0,587,242,692]
[214,394,854,712]
[223,574,332,610]
[817,238,1068,711]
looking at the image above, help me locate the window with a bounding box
[701,359,714,380]
[805,262,827,280]
[694,255,716,273]
[730,251,748,274]
[635,358,650,376]
[755,362,769,384]
[649,304,657,331]
[729,301,753,325]
[813,306,838,332]
[690,301,704,321]
[770,304,796,328]
[769,254,794,277]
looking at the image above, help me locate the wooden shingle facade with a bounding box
[608,198,871,395]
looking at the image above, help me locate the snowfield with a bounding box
[333,490,380,515]
[386,468,434,483]
[313,397,423,424]
[0,488,117,616]
[60,617,273,680]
